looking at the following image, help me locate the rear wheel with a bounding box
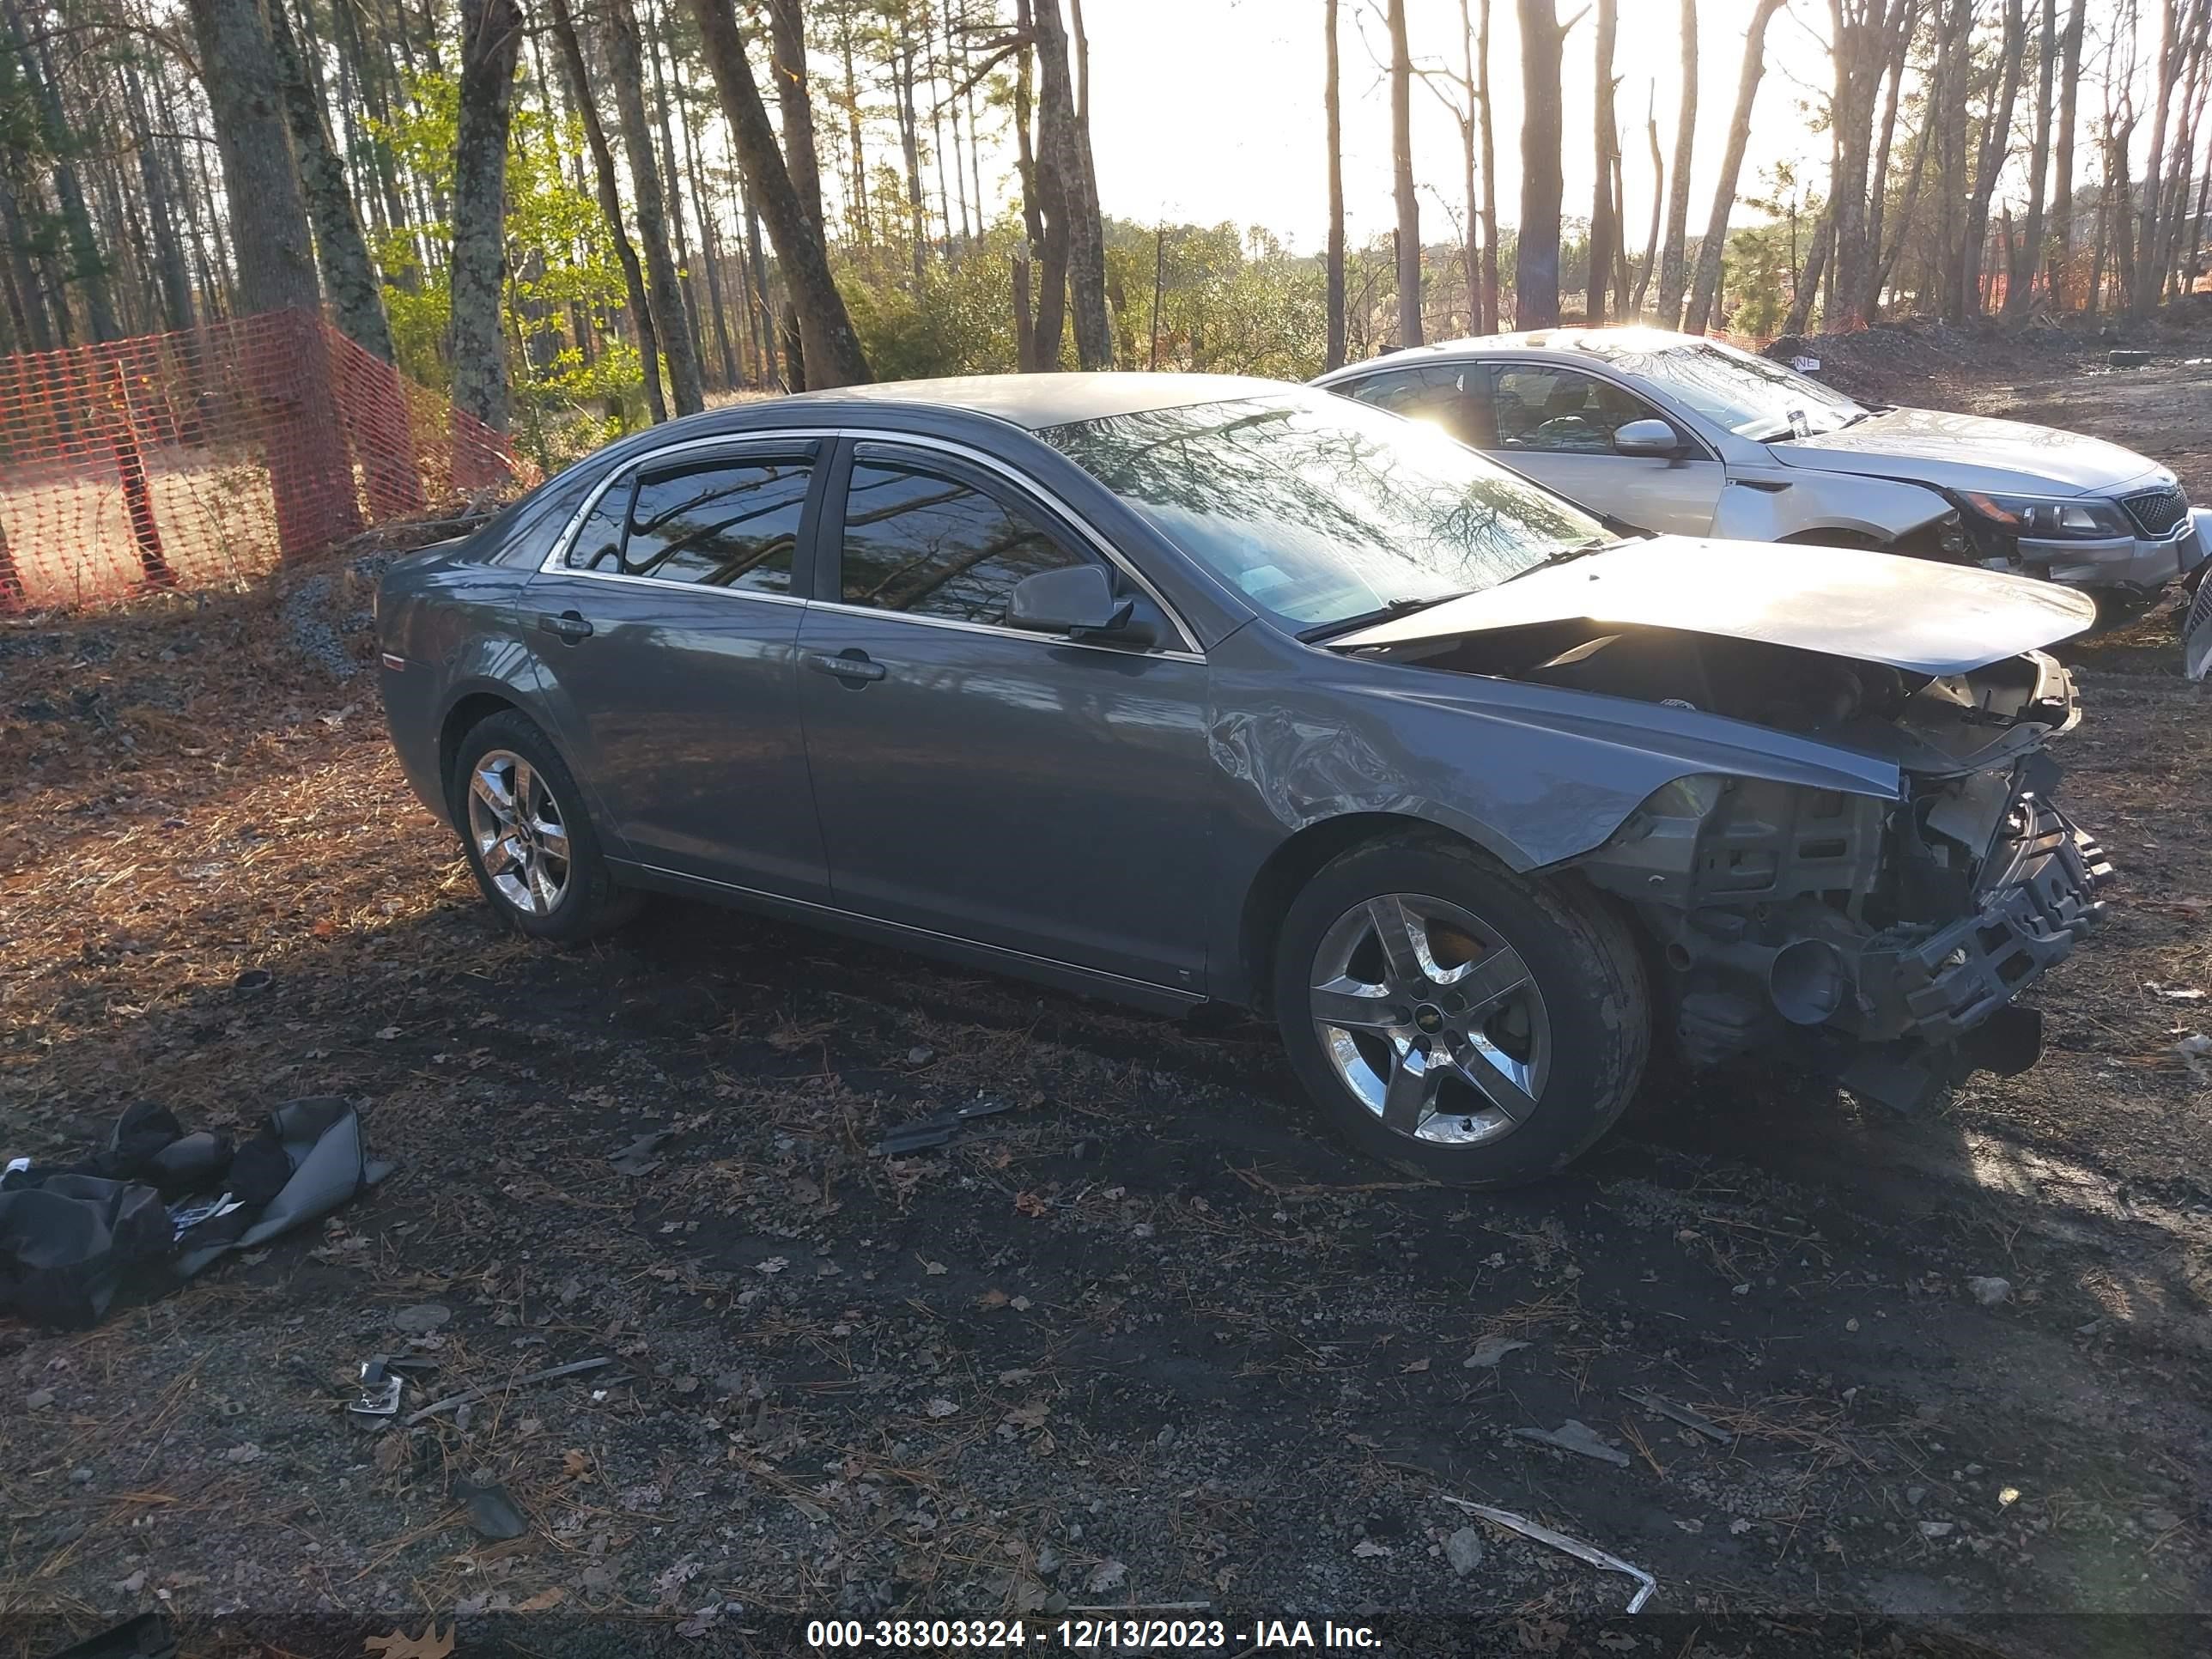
[449,709,640,943]
[1272,833,1650,1188]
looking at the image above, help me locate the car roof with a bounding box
[774,371,1295,431]
[1315,326,1711,380]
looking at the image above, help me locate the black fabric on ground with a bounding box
[0,1097,392,1328]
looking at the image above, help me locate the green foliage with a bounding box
[1109,222,1328,380]
[370,68,641,462]
[837,221,1024,379]
[1723,224,1793,338]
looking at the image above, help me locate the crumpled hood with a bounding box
[1328,537,2097,677]
[1770,404,2161,495]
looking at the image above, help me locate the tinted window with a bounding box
[566,484,630,572]
[1492,366,1659,453]
[621,457,811,590]
[1041,393,1605,629]
[840,457,1083,625]
[1341,364,1495,446]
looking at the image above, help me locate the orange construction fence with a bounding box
[0,309,515,611]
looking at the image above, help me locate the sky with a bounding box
[1077,0,1844,252]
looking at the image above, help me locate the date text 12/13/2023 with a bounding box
[805,1618,1383,1650]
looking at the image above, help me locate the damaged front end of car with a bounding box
[1569,649,2111,1109]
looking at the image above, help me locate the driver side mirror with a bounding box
[1613,418,1685,459]
[1008,564,1152,645]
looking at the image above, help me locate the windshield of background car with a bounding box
[1598,340,1867,441]
[1038,394,1607,629]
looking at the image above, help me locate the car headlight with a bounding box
[1958,490,2133,539]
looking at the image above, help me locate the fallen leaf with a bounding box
[1014,1191,1050,1217]
[514,1588,564,1612]
[925,1397,959,1419]
[977,1288,1009,1309]
[363,1626,453,1659]
[1401,1357,1431,1373]
[562,1449,591,1479]
[374,1026,401,1041]
[1352,1538,1391,1558]
[756,1256,788,1275]
[1084,1559,1127,1593]
[921,1259,948,1276]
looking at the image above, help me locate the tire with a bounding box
[447,708,641,943]
[1271,831,1650,1188]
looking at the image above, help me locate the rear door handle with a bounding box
[805,649,885,683]
[538,610,593,643]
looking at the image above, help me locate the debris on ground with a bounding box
[1463,1334,1530,1368]
[1968,1275,2014,1307]
[402,1357,614,1426]
[1623,1389,1734,1444]
[453,1474,528,1540]
[1514,1419,1632,1468]
[1438,1495,1656,1613]
[609,1128,678,1176]
[873,1096,1016,1155]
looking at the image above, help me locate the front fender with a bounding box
[1713,470,1953,546]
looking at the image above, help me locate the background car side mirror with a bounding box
[1008,564,1149,643]
[1613,418,1685,459]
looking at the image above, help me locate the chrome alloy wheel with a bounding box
[1309,893,1552,1146]
[465,749,572,916]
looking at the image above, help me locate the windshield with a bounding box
[1038,393,1607,629]
[1596,338,1867,441]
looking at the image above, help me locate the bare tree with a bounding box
[1960,0,2027,317]
[1513,0,1570,327]
[1684,0,1789,333]
[1476,0,1498,330]
[2044,0,2079,302]
[1656,0,1697,327]
[1632,84,1662,315]
[1588,0,1619,324]
[2135,0,2183,313]
[1388,0,1421,345]
[607,0,702,414]
[2004,0,2060,318]
[1032,0,1111,368]
[1325,0,1346,368]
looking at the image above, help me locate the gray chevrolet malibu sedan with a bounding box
[377,374,2112,1187]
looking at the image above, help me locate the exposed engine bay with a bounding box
[1358,622,2112,1110]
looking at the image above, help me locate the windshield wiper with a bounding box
[1500,535,1629,584]
[1298,590,1471,643]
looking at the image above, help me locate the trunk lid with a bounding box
[1325,537,2096,677]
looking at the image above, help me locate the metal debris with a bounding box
[403,1358,614,1426]
[609,1129,678,1176]
[1623,1388,1734,1445]
[1514,1418,1631,1467]
[1437,1495,1655,1613]
[874,1097,1015,1156]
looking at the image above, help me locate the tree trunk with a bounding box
[1476,0,1498,331]
[1933,0,1971,319]
[265,0,395,362]
[2136,0,2182,315]
[1684,0,1788,332]
[836,7,870,246]
[893,22,927,279]
[606,0,702,415]
[1588,0,1618,325]
[2003,0,2059,319]
[1388,0,1422,345]
[1633,87,1662,314]
[1513,0,1567,327]
[645,0,708,378]
[547,0,667,422]
[186,0,358,550]
[678,86,742,390]
[1325,0,1346,369]
[120,58,195,333]
[1962,0,2027,316]
[452,0,524,434]
[1785,204,1834,335]
[1012,0,1050,368]
[1033,0,1111,368]
[1458,0,1481,333]
[684,0,872,386]
[1857,5,1914,322]
[765,0,826,231]
[1656,0,1697,326]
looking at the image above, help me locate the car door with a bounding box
[520,438,832,902]
[794,437,1212,993]
[1484,362,1725,534]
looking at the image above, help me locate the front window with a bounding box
[1588,338,1866,441]
[1040,393,1606,630]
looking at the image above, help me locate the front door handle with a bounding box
[538,610,593,643]
[805,649,886,683]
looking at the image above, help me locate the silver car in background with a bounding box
[1313,328,2209,618]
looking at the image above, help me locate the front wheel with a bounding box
[449,709,640,943]
[1272,833,1650,1188]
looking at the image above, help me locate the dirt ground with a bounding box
[3,336,2210,1659]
